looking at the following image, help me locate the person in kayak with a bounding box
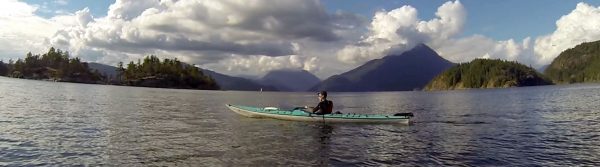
[306,91,333,115]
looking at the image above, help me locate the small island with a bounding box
[0,47,103,83]
[0,47,219,90]
[425,59,552,91]
[544,40,600,84]
[115,55,219,90]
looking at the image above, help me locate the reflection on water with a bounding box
[316,124,333,166]
[1,76,600,166]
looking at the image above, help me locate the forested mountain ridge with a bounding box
[426,59,552,91]
[544,40,600,83]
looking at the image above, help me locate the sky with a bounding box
[2,0,600,79]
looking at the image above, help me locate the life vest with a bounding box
[325,100,333,114]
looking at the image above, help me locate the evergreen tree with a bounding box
[7,47,104,83]
[545,40,600,83]
[0,61,7,76]
[117,55,219,90]
[426,59,553,90]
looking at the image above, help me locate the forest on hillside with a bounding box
[0,48,219,90]
[0,47,103,83]
[544,40,600,83]
[116,55,219,90]
[426,59,552,90]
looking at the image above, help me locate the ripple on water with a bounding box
[2,78,600,166]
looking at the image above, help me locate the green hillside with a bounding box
[544,40,600,83]
[426,59,552,91]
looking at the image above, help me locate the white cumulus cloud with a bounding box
[204,54,320,76]
[44,0,359,73]
[336,0,600,68]
[3,0,600,79]
[336,0,465,64]
[534,2,600,65]
[0,0,58,60]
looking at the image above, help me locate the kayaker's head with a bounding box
[317,91,327,101]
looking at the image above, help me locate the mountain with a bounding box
[260,69,320,91]
[544,40,600,83]
[425,59,553,91]
[537,64,549,73]
[84,61,275,91]
[88,62,118,78]
[203,69,278,91]
[311,44,454,92]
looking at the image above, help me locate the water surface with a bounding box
[1,76,599,166]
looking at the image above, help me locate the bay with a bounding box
[1,76,599,166]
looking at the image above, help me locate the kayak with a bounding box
[226,104,412,124]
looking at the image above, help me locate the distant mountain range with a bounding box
[259,69,320,91]
[86,40,600,92]
[311,44,454,92]
[537,64,549,73]
[88,62,118,78]
[11,40,599,92]
[87,62,276,91]
[202,69,278,91]
[86,61,322,91]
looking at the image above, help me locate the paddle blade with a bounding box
[292,107,306,110]
[394,112,414,117]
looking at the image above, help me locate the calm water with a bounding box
[1,76,600,166]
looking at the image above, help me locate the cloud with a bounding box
[336,1,465,64]
[54,0,68,6]
[203,54,320,77]
[534,2,600,65]
[4,0,600,79]
[43,0,359,73]
[107,0,160,20]
[435,35,534,64]
[0,0,57,59]
[59,0,344,51]
[335,1,600,68]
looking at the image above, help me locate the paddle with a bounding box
[393,112,414,117]
[302,105,410,117]
[292,106,323,117]
[292,106,307,111]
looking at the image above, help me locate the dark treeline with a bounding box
[0,61,8,76]
[115,55,219,90]
[426,59,553,90]
[544,40,600,83]
[0,47,103,83]
[0,47,220,90]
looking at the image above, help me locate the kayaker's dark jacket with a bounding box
[313,100,333,115]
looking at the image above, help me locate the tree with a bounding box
[0,61,8,76]
[426,59,552,90]
[118,55,220,89]
[7,47,105,83]
[545,40,600,83]
[116,61,124,81]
